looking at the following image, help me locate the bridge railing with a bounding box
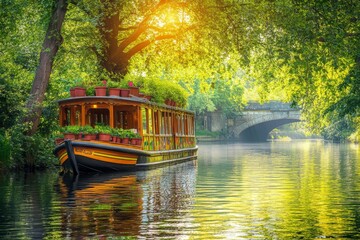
[244,101,300,111]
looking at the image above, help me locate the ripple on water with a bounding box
[1,143,360,239]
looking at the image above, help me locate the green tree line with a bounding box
[0,0,359,170]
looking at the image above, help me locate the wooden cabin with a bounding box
[54,95,197,173]
[58,96,196,150]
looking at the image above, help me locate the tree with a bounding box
[23,0,68,135]
[92,0,196,76]
[2,0,359,155]
[243,0,360,139]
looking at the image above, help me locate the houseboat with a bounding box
[53,93,198,174]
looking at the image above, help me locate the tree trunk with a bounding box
[99,8,130,76]
[23,0,68,135]
[98,0,178,76]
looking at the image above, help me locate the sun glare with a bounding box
[152,6,191,29]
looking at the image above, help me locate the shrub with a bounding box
[107,80,122,88]
[86,86,95,96]
[139,78,188,106]
[8,124,58,170]
[0,133,11,169]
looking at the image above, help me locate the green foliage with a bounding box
[0,0,359,170]
[0,53,33,130]
[195,129,221,138]
[8,124,57,170]
[188,79,215,115]
[120,129,136,139]
[110,128,120,137]
[82,125,96,134]
[242,0,360,140]
[0,132,11,169]
[132,77,189,106]
[86,86,95,96]
[321,114,356,142]
[94,124,112,134]
[107,80,122,89]
[62,125,81,134]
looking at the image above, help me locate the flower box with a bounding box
[95,86,107,96]
[121,137,129,144]
[129,87,139,97]
[74,87,86,97]
[99,133,111,141]
[120,89,130,97]
[109,88,121,96]
[64,133,76,140]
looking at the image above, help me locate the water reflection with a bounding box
[58,160,197,238]
[194,142,360,239]
[1,143,360,239]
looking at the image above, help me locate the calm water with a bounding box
[1,142,360,239]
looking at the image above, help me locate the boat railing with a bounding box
[142,133,196,151]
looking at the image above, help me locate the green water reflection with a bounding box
[0,142,360,239]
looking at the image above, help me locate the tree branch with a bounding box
[125,24,196,58]
[117,0,172,52]
[126,34,176,58]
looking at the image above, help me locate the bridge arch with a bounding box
[232,111,301,142]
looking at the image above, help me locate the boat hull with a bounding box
[54,140,198,173]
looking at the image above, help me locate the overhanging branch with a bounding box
[126,34,176,58]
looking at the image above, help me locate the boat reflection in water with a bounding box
[58,160,197,238]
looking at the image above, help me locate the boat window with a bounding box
[148,108,153,134]
[161,112,166,134]
[62,106,81,126]
[142,108,147,134]
[168,112,173,134]
[75,109,81,125]
[154,110,160,135]
[65,108,71,126]
[191,116,194,135]
[175,114,179,134]
[115,111,124,129]
[188,115,193,135]
[181,114,185,135]
[114,105,138,129]
[86,108,109,126]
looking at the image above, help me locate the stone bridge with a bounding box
[203,101,301,142]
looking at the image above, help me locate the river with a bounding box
[1,141,359,239]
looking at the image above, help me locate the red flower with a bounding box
[102,80,107,86]
[128,81,134,87]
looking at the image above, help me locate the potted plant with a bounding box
[119,129,132,144]
[71,82,86,97]
[69,88,76,97]
[75,87,86,97]
[95,124,112,141]
[82,125,97,141]
[130,132,142,145]
[95,80,107,96]
[116,81,130,97]
[162,81,188,107]
[142,78,175,104]
[133,133,142,146]
[111,128,119,143]
[53,132,64,145]
[108,81,121,96]
[62,125,81,140]
[128,81,140,97]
